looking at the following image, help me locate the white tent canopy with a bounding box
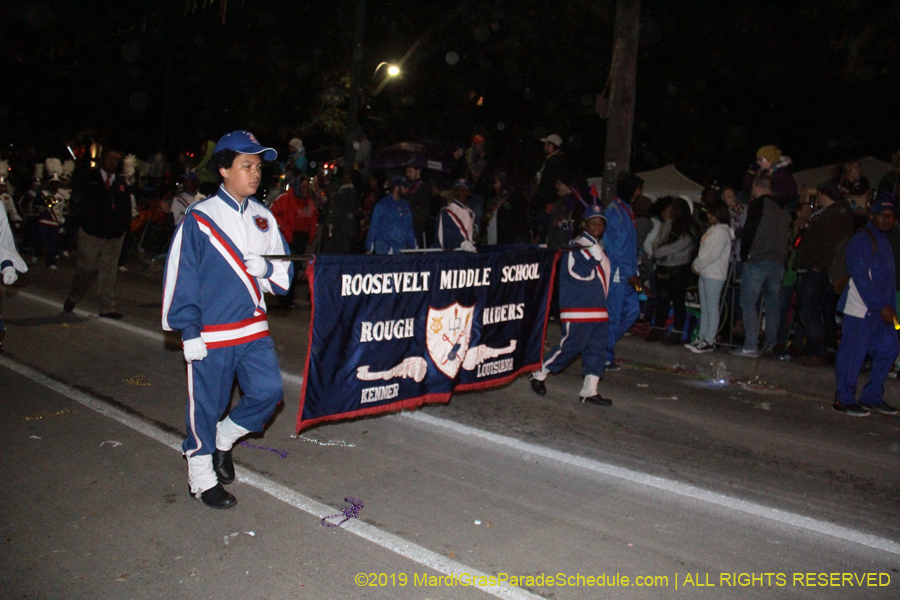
[793,156,892,191]
[588,164,704,206]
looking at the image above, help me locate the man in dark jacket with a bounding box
[404,161,433,247]
[532,134,571,243]
[793,181,855,365]
[732,175,790,357]
[63,149,131,318]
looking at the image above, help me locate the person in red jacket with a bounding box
[271,176,318,307]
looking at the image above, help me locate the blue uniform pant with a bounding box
[37,224,60,267]
[544,320,609,378]
[606,280,640,363]
[183,336,283,457]
[834,313,900,406]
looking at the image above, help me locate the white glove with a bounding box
[244,253,269,278]
[183,337,207,363]
[458,240,477,253]
[586,243,604,262]
[2,266,16,285]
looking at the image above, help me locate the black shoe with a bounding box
[645,328,665,342]
[604,361,621,372]
[831,401,870,417]
[63,298,76,313]
[581,395,612,406]
[195,483,237,509]
[861,402,899,416]
[662,331,683,345]
[98,311,123,320]
[212,448,235,484]
[530,376,546,396]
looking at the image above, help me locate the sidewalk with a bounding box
[611,324,885,403]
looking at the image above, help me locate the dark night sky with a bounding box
[2,0,898,186]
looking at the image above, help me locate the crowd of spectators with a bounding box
[5,136,900,404]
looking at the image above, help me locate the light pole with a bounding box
[343,0,367,176]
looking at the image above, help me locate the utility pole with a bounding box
[601,0,641,204]
[343,0,367,173]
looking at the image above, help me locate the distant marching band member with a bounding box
[530,204,613,406]
[162,131,293,509]
[434,178,476,252]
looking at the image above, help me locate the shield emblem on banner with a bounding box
[426,303,475,379]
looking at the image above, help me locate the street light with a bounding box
[372,62,401,96]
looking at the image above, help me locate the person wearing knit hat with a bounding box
[756,145,782,165]
[833,190,899,417]
[741,144,798,208]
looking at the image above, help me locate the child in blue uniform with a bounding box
[530,204,612,406]
[163,131,293,509]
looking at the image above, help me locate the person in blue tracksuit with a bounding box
[366,175,416,255]
[603,173,643,371]
[162,131,293,509]
[833,193,900,417]
[530,204,612,406]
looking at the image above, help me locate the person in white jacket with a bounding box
[687,201,733,353]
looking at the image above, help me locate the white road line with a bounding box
[0,355,540,600]
[16,290,304,386]
[15,288,900,556]
[402,411,900,556]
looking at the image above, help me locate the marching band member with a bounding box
[434,178,476,252]
[0,200,27,353]
[37,160,66,269]
[162,131,293,509]
[171,171,202,228]
[0,176,21,231]
[530,204,613,406]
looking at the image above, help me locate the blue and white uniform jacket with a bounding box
[839,222,896,319]
[162,186,293,348]
[0,202,26,275]
[435,200,475,250]
[559,232,610,323]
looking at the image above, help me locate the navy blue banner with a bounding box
[296,246,558,431]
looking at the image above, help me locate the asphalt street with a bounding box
[1,257,899,600]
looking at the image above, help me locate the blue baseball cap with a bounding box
[583,204,606,221]
[214,130,277,161]
[871,191,896,214]
[453,178,471,190]
[182,171,199,182]
[389,175,410,188]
